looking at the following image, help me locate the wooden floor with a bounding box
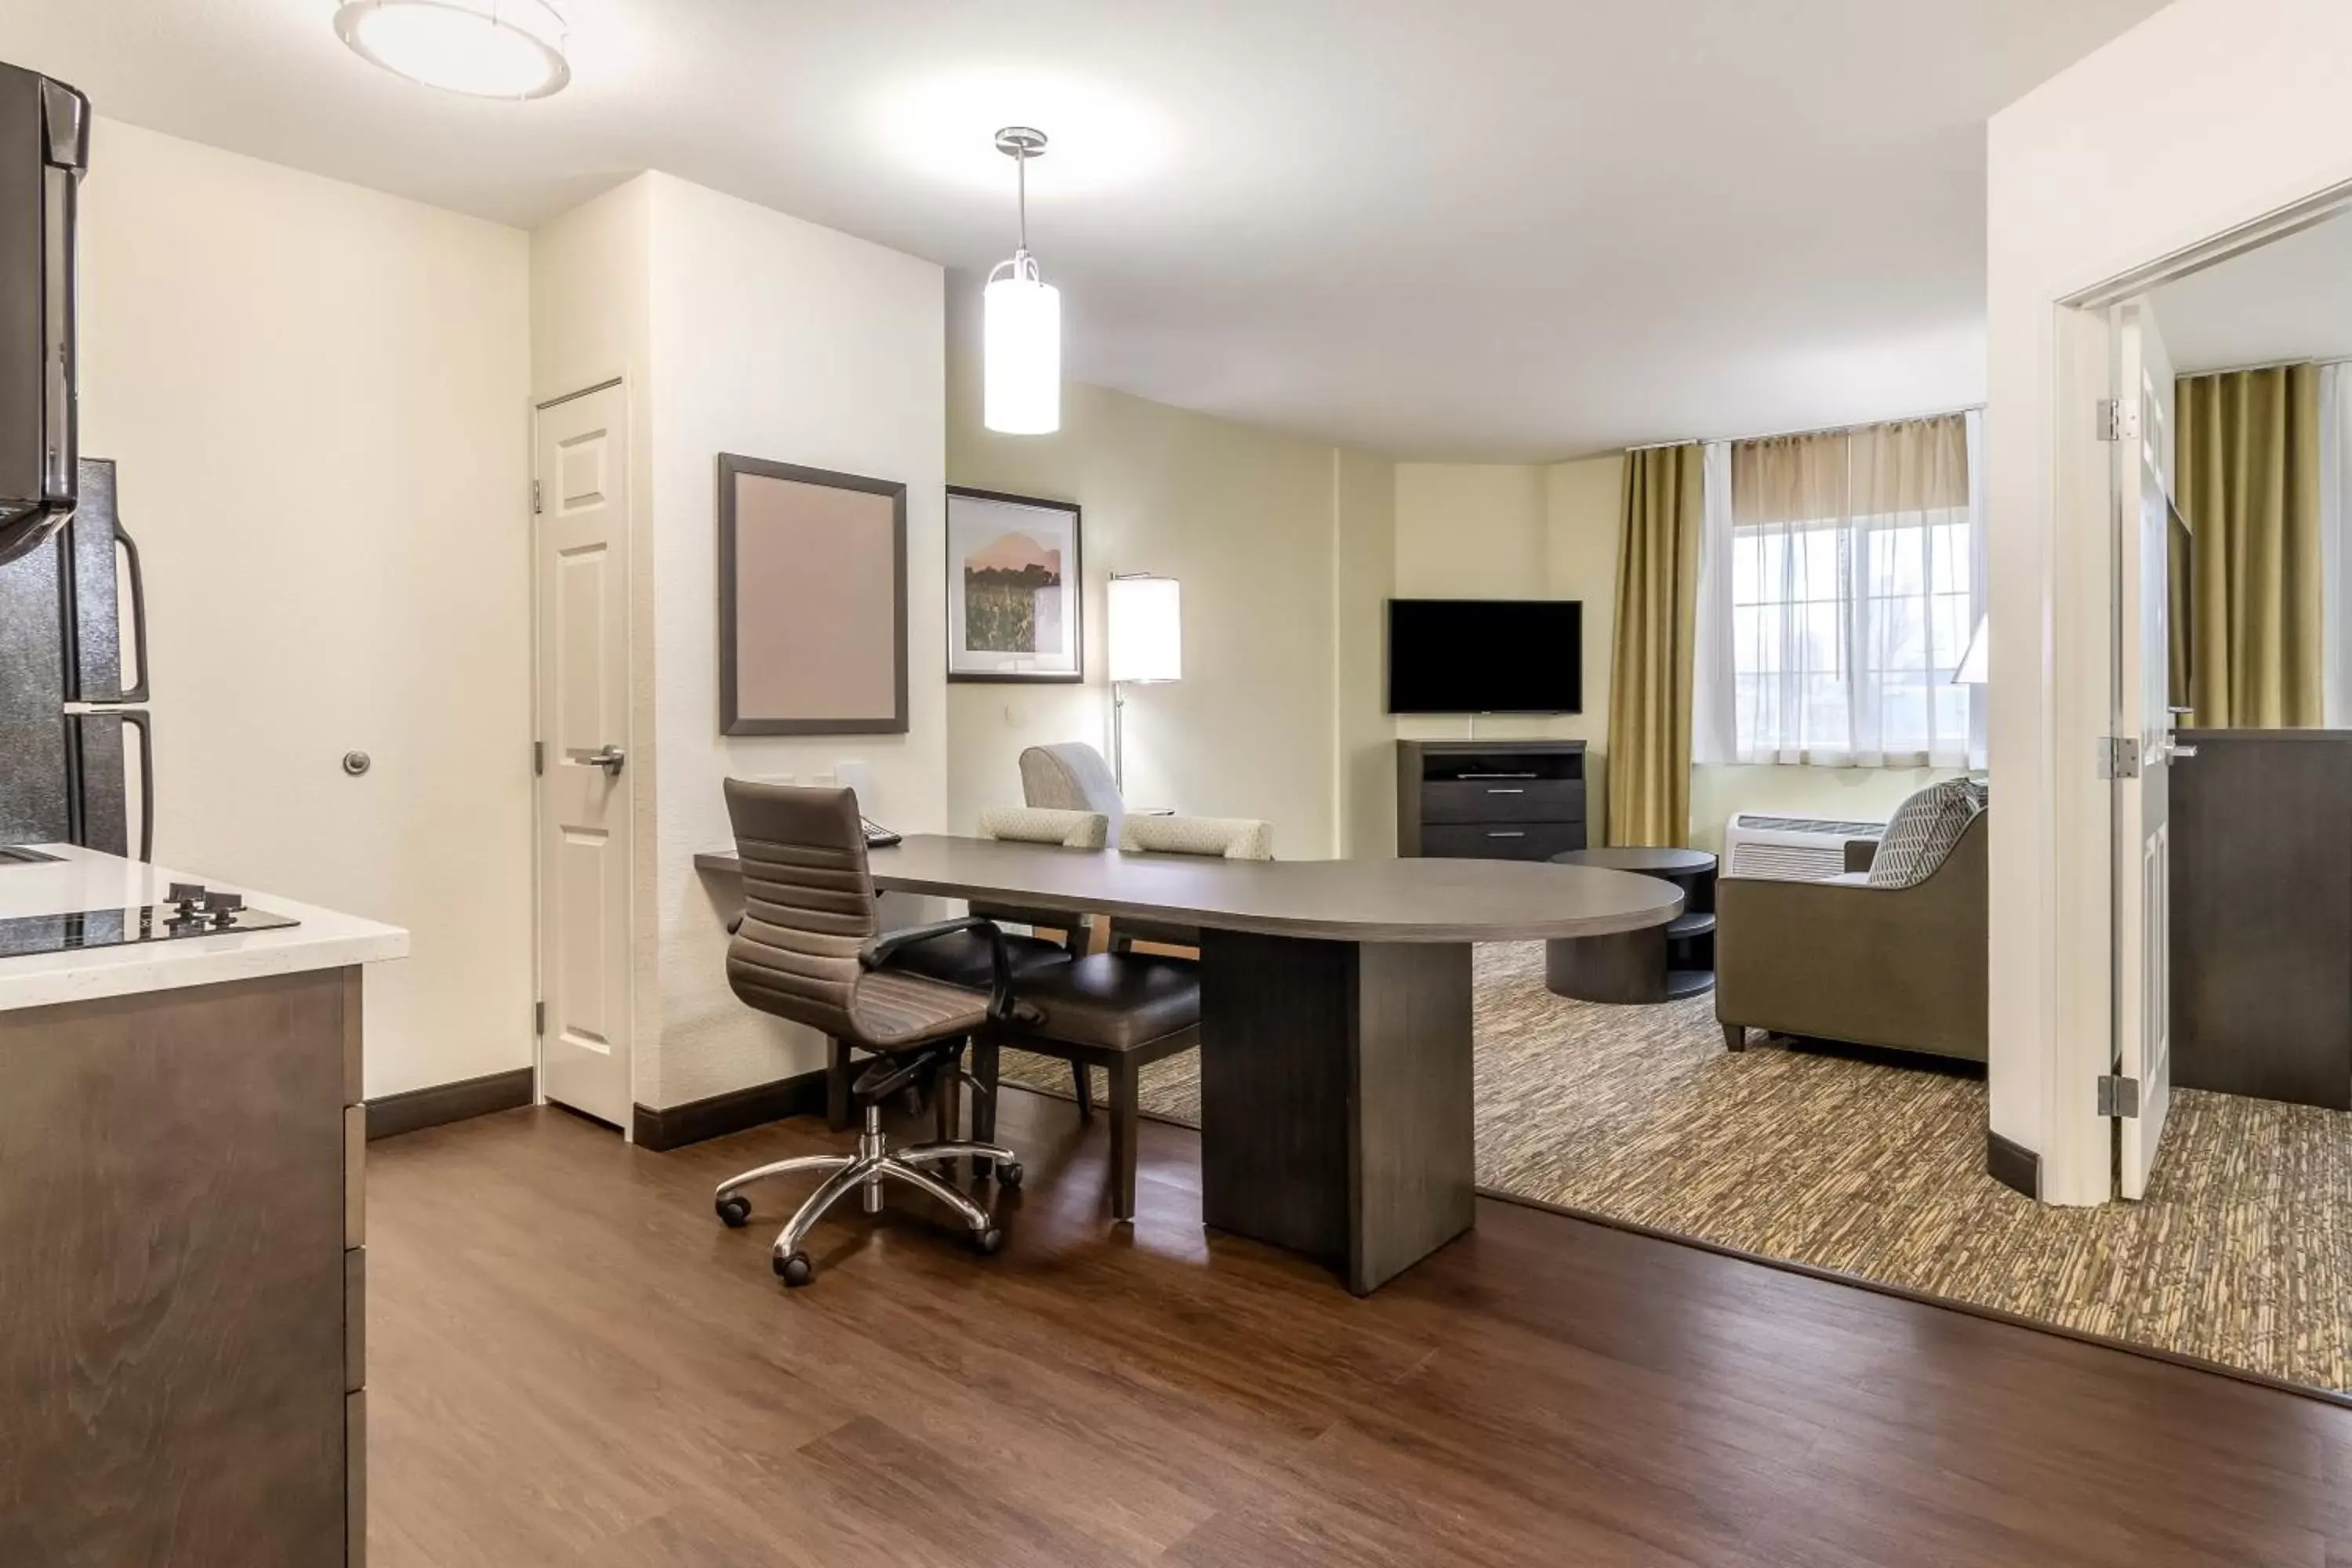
[368,1090,2352,1567]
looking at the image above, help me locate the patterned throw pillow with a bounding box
[1867,779,1984,890]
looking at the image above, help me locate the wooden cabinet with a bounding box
[0,967,368,1564]
[2170,729,2352,1110]
[1396,740,1588,861]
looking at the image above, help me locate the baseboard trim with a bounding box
[367,1066,535,1142]
[1985,1130,2041,1198]
[633,1068,829,1152]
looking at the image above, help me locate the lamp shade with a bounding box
[983,256,1061,435]
[1108,575,1181,683]
[1953,614,1988,685]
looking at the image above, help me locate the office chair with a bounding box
[710,780,1026,1287]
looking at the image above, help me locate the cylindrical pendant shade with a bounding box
[1108,575,1182,683]
[983,259,1062,435]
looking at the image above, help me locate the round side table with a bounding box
[1544,847,1717,1003]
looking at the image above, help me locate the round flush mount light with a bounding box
[334,0,572,100]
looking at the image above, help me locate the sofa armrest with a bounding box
[1715,812,1987,1062]
[1843,838,1878,875]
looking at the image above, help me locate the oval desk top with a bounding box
[695,834,1682,943]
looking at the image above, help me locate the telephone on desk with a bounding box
[862,816,902,850]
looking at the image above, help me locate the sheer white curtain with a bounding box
[1692,412,1983,770]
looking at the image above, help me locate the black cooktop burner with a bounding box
[0,899,300,959]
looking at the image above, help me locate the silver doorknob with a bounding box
[587,745,626,775]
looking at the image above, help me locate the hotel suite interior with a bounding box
[3,1,2351,1563]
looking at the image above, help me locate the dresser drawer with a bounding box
[1419,822,1586,861]
[1420,779,1584,824]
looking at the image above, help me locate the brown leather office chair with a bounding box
[710,780,1025,1287]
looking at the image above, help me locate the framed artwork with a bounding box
[946,486,1083,683]
[717,454,908,735]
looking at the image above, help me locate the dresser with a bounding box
[1396,740,1588,861]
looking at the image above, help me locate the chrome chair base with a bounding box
[713,1105,1018,1287]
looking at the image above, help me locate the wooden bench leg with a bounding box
[1108,1057,1139,1222]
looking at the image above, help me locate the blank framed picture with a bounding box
[717,454,908,735]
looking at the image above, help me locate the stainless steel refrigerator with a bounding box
[0,456,151,858]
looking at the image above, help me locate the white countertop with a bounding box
[0,845,408,1013]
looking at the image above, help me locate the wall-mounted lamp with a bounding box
[1107,573,1181,791]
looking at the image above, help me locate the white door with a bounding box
[2114,301,2178,1199]
[535,382,633,1130]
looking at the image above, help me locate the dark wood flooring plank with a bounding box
[365,1092,2352,1568]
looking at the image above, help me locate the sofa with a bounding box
[1714,808,1987,1064]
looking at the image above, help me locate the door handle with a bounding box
[587,745,626,776]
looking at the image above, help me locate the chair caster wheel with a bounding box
[715,1193,751,1228]
[994,1161,1023,1190]
[775,1250,815,1287]
[974,1226,1004,1257]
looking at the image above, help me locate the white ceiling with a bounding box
[2154,208,2352,374]
[1,0,2165,459]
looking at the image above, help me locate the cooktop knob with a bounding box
[202,891,245,923]
[167,881,206,906]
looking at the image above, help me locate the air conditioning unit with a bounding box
[1721,813,1887,882]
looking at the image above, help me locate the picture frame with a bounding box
[717,453,909,735]
[946,486,1084,684]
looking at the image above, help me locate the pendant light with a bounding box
[334,0,572,100]
[983,126,1061,435]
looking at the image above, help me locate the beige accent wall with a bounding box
[78,118,533,1102]
[1333,448,1398,858]
[1392,454,1952,851]
[945,336,1366,859]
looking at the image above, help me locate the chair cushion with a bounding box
[847,969,989,1047]
[1012,953,1201,1051]
[1867,779,1985,890]
[889,927,1076,991]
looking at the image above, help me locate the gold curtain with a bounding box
[2175,364,2322,727]
[1607,443,1704,846]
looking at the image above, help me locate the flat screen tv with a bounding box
[1387,598,1582,714]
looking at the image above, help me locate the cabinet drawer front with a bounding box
[1419,822,1586,861]
[1421,779,1584,824]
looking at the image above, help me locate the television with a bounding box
[1386,598,1582,714]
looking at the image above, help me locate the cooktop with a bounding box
[0,882,299,960]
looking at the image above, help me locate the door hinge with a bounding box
[532,479,543,514]
[2098,1073,2140,1118]
[2096,398,2122,441]
[2096,736,2140,779]
[532,739,544,775]
[535,1000,545,1036]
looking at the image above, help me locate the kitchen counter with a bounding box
[0,844,408,1011]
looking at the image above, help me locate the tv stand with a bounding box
[1396,739,1588,860]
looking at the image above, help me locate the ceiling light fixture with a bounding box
[983,126,1060,436]
[334,0,572,100]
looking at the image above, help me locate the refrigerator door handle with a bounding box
[114,519,148,703]
[117,707,152,862]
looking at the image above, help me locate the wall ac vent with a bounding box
[1722,812,1888,883]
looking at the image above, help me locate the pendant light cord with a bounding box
[1017,148,1029,253]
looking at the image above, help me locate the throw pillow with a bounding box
[1867,779,1984,890]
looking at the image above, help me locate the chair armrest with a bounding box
[1843,838,1878,874]
[861,916,1018,1021]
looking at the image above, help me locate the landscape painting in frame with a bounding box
[946,488,1083,682]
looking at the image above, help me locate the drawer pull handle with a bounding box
[1488,830,1526,838]
[1486,787,1525,794]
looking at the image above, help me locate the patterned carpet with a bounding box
[999,942,2352,1394]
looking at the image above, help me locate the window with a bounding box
[1699,412,1982,769]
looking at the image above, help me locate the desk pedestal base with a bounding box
[1198,932,1475,1294]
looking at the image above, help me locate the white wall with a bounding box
[1987,0,2352,1199]
[643,175,946,1110]
[78,118,533,1102]
[1334,448,1397,859]
[945,342,1348,859]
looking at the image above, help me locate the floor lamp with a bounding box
[1107,574,1182,792]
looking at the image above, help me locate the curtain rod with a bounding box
[2176,352,2352,379]
[1624,402,1985,454]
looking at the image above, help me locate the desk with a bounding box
[695,836,1680,1292]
